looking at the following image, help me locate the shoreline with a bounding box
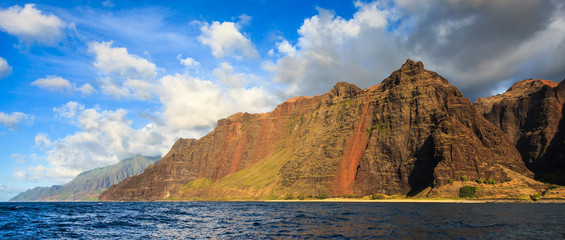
[6,198,565,203]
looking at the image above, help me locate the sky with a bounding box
[0,0,564,201]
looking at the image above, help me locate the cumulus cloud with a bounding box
[0,57,12,78]
[266,0,565,100]
[160,72,274,130]
[198,21,259,59]
[88,41,159,99]
[177,54,200,68]
[89,41,157,79]
[14,170,26,180]
[31,75,96,95]
[77,83,96,95]
[31,76,73,91]
[0,112,32,131]
[213,62,248,88]
[0,4,67,46]
[22,102,176,181]
[266,2,401,98]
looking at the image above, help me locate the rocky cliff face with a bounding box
[475,79,565,184]
[10,155,159,201]
[100,60,532,201]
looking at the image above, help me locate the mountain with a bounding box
[10,155,160,201]
[475,79,565,184]
[100,60,533,201]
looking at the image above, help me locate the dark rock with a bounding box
[475,79,565,184]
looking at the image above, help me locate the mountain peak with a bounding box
[380,59,449,89]
[400,58,424,72]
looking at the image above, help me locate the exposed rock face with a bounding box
[10,155,159,201]
[475,79,565,183]
[100,60,532,201]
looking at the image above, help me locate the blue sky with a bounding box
[0,0,564,201]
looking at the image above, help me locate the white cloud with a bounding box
[14,170,25,180]
[213,62,248,88]
[266,3,400,97]
[54,101,85,119]
[353,1,389,28]
[0,4,67,46]
[31,75,96,95]
[88,41,158,99]
[160,74,228,129]
[177,55,200,68]
[276,40,297,57]
[123,79,154,100]
[35,133,52,148]
[0,56,12,78]
[160,72,275,130]
[89,41,157,79]
[0,112,32,131]
[98,76,131,98]
[31,76,73,91]
[78,83,96,95]
[198,21,259,59]
[27,103,175,181]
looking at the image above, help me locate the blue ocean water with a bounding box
[0,201,563,239]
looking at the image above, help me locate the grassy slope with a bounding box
[171,150,291,200]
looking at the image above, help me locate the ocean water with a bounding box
[0,202,563,239]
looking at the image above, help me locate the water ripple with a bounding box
[0,202,564,239]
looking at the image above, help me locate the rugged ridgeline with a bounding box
[475,79,565,184]
[100,60,532,201]
[10,155,160,201]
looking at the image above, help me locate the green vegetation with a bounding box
[460,175,467,181]
[297,193,306,200]
[366,123,390,134]
[370,194,386,200]
[319,193,328,199]
[476,178,484,184]
[284,193,294,200]
[192,150,293,200]
[448,178,454,183]
[180,178,212,192]
[344,100,351,107]
[459,186,478,198]
[485,179,497,184]
[531,193,541,201]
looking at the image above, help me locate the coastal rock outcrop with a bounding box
[100,60,532,201]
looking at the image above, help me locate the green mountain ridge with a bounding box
[9,155,160,202]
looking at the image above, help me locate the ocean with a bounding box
[0,201,563,239]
